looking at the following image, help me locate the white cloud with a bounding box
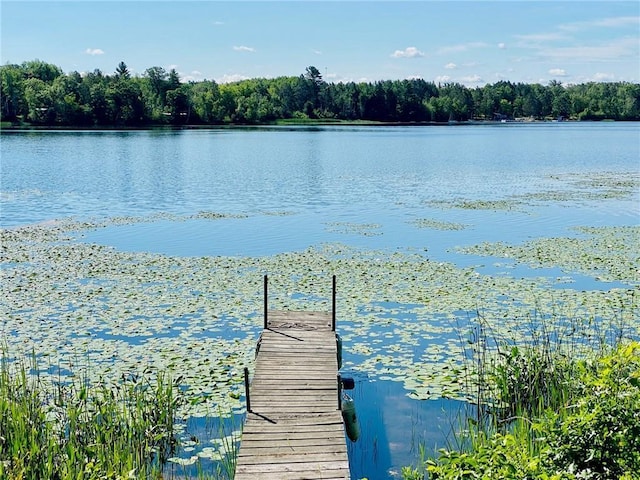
[593,72,616,81]
[391,46,425,58]
[233,45,255,52]
[593,16,640,28]
[514,32,567,44]
[460,74,483,84]
[434,75,451,83]
[217,73,249,83]
[213,21,224,26]
[539,37,638,61]
[549,68,568,77]
[324,72,364,84]
[85,48,104,55]
[312,49,322,55]
[406,74,424,80]
[445,62,457,69]
[181,70,205,82]
[559,16,640,32]
[498,43,506,49]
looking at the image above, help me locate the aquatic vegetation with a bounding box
[519,171,640,204]
[3,219,637,410]
[325,221,383,236]
[424,171,639,212]
[426,198,523,211]
[457,225,640,285]
[562,171,640,198]
[191,211,249,220]
[2,209,639,470]
[409,218,469,231]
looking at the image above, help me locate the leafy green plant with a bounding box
[424,342,640,480]
[544,342,640,478]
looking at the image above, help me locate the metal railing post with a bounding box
[263,275,268,329]
[244,367,251,413]
[332,275,336,331]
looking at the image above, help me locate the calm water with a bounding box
[2,123,639,478]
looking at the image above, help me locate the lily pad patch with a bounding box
[1,216,638,443]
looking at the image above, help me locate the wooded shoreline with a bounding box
[2,60,639,128]
[1,118,632,131]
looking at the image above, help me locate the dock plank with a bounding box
[235,308,349,480]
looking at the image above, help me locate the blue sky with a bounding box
[1,1,638,86]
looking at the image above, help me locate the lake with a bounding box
[1,123,639,479]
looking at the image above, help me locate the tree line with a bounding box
[1,60,639,126]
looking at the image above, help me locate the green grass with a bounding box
[0,352,181,479]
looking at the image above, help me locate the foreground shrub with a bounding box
[544,342,640,478]
[418,342,640,480]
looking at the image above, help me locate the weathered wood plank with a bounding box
[257,349,336,356]
[255,358,336,365]
[247,397,337,404]
[260,337,334,344]
[259,341,335,348]
[251,404,340,417]
[245,387,336,396]
[239,472,349,480]
[247,406,338,414]
[235,309,349,480]
[253,370,336,377]
[252,373,336,380]
[254,360,336,367]
[243,412,344,427]
[235,462,350,474]
[247,393,336,402]
[254,364,336,371]
[238,445,347,456]
[242,424,345,435]
[240,432,346,443]
[236,451,349,464]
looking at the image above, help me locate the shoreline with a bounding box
[0,118,624,132]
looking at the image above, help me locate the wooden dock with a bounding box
[234,277,350,480]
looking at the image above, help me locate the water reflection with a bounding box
[165,413,244,479]
[344,372,466,479]
[168,373,468,480]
